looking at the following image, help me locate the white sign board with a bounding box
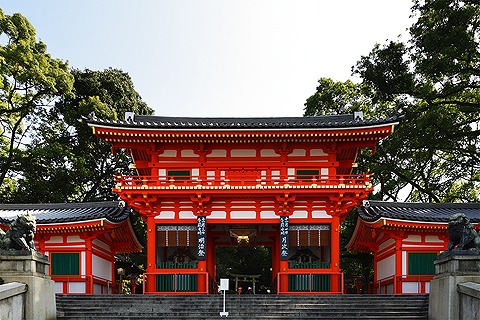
[219,278,229,291]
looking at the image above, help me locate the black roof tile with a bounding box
[358,201,480,223]
[0,201,131,225]
[87,113,401,129]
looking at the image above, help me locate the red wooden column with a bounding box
[84,235,93,294]
[145,214,157,293]
[330,215,341,293]
[393,234,405,294]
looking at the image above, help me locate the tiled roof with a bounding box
[358,200,480,223]
[0,201,131,225]
[87,113,401,129]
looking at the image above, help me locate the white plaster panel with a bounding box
[312,210,331,218]
[321,168,329,177]
[425,282,430,293]
[181,150,198,157]
[377,255,395,280]
[92,255,112,281]
[289,149,306,157]
[310,149,327,156]
[93,239,111,255]
[207,171,215,176]
[191,168,199,177]
[159,169,166,176]
[46,236,63,244]
[260,211,279,219]
[402,251,407,276]
[207,149,227,157]
[81,251,86,276]
[288,168,295,175]
[230,211,256,219]
[290,210,308,219]
[260,149,279,157]
[405,235,421,242]
[66,236,83,243]
[179,211,196,219]
[378,238,395,252]
[54,282,64,294]
[208,211,227,219]
[69,282,86,293]
[231,149,256,157]
[425,235,443,243]
[402,282,419,293]
[159,150,177,157]
[155,211,175,219]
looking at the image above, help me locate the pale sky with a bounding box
[1,1,413,117]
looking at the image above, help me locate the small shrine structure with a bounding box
[347,200,480,294]
[0,201,142,294]
[87,113,398,294]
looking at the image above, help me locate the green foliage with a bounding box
[0,9,74,199]
[305,0,480,203]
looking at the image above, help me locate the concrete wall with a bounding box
[458,282,480,320]
[0,282,27,320]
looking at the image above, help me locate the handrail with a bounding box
[372,274,434,294]
[115,174,372,190]
[52,274,119,294]
[276,271,344,294]
[142,272,209,294]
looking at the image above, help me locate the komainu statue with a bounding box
[447,213,480,252]
[0,213,36,251]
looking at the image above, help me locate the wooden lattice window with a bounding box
[167,170,190,181]
[408,252,436,275]
[296,169,320,182]
[51,252,80,275]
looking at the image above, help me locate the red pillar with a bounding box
[394,237,403,294]
[146,215,156,293]
[85,236,93,294]
[330,215,341,293]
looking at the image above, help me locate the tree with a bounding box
[8,68,154,203]
[305,0,480,203]
[0,9,74,200]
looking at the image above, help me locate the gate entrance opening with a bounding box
[216,245,272,294]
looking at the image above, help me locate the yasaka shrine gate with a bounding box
[88,113,399,294]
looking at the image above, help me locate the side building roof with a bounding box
[0,201,131,224]
[0,201,142,253]
[358,200,480,223]
[347,201,480,252]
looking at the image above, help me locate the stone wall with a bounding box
[0,282,27,320]
[458,282,480,320]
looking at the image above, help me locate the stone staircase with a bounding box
[56,294,429,320]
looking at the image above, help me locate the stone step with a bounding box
[56,294,429,320]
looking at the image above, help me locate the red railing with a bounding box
[115,174,371,190]
[276,271,344,294]
[52,275,120,294]
[371,275,434,294]
[142,271,210,294]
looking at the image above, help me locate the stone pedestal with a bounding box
[0,251,56,320]
[429,253,480,320]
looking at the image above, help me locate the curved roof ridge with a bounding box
[358,200,480,223]
[0,201,130,224]
[87,113,401,130]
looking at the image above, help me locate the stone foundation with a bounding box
[0,251,56,320]
[429,253,480,320]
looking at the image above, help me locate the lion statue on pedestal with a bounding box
[447,213,480,252]
[0,213,36,251]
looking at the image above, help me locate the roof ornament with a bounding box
[124,112,135,122]
[88,111,97,120]
[354,111,364,121]
[362,200,370,207]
